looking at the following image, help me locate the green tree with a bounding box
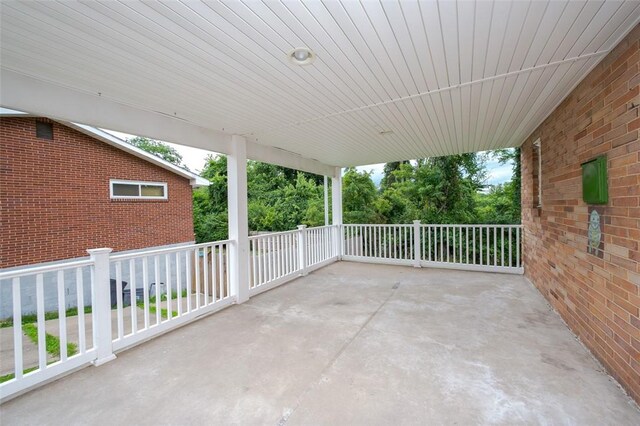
[380,160,410,190]
[193,155,228,242]
[413,153,486,224]
[493,147,521,222]
[127,137,186,168]
[342,168,380,224]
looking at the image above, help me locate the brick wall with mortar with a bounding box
[521,25,640,402]
[1,117,195,268]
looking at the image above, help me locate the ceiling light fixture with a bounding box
[289,47,315,65]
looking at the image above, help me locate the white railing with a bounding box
[249,230,300,295]
[343,224,414,263]
[0,258,96,401]
[420,224,521,272]
[108,240,233,352]
[342,222,523,274]
[306,225,337,268]
[249,225,340,296]
[0,239,235,402]
[1,221,521,401]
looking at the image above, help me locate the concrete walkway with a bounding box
[2,262,638,425]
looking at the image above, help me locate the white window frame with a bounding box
[533,138,542,207]
[109,179,168,200]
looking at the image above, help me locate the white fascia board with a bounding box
[1,69,337,178]
[0,69,232,153]
[61,122,210,188]
[0,107,30,116]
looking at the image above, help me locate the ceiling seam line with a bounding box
[242,48,610,138]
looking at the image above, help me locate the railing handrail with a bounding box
[109,239,233,261]
[248,229,299,240]
[342,223,414,228]
[0,258,94,280]
[306,225,336,231]
[344,223,522,228]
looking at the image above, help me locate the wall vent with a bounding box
[36,121,53,140]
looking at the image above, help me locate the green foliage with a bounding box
[193,156,328,242]
[1,306,92,328]
[342,168,380,224]
[127,137,187,168]
[192,149,520,242]
[22,323,78,358]
[493,147,521,220]
[0,366,38,383]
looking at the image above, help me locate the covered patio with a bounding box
[1,0,640,418]
[2,262,638,424]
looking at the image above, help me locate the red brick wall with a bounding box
[521,25,640,402]
[1,118,195,268]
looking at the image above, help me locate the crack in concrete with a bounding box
[276,283,401,425]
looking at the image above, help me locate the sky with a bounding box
[105,129,513,187]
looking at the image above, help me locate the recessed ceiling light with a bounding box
[289,47,315,65]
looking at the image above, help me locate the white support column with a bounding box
[228,135,250,304]
[413,220,422,268]
[87,248,116,366]
[324,176,329,226]
[331,167,343,258]
[297,225,308,276]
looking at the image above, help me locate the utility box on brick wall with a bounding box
[581,156,608,205]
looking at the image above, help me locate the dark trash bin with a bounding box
[122,286,145,306]
[122,283,163,306]
[110,279,128,307]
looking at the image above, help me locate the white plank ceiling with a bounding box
[1,0,639,167]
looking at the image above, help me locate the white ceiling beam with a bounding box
[246,140,337,178]
[0,69,233,153]
[0,69,337,177]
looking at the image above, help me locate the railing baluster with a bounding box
[211,245,218,303]
[459,226,462,264]
[115,262,123,338]
[154,256,161,324]
[282,234,291,275]
[218,244,223,299]
[36,273,46,370]
[251,240,256,288]
[493,226,498,266]
[394,226,398,259]
[479,227,483,265]
[128,261,136,334]
[194,249,200,310]
[501,228,505,267]
[57,270,68,361]
[185,251,192,313]
[373,226,377,258]
[165,253,172,316]
[517,227,521,268]
[426,226,430,261]
[176,252,182,316]
[465,227,469,264]
[263,236,267,283]
[203,246,209,307]
[446,226,450,263]
[452,227,456,264]
[143,257,151,327]
[268,236,273,282]
[277,234,282,278]
[13,277,23,378]
[509,227,513,267]
[225,243,230,297]
[487,228,490,266]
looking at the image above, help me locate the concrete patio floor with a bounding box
[2,262,638,425]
